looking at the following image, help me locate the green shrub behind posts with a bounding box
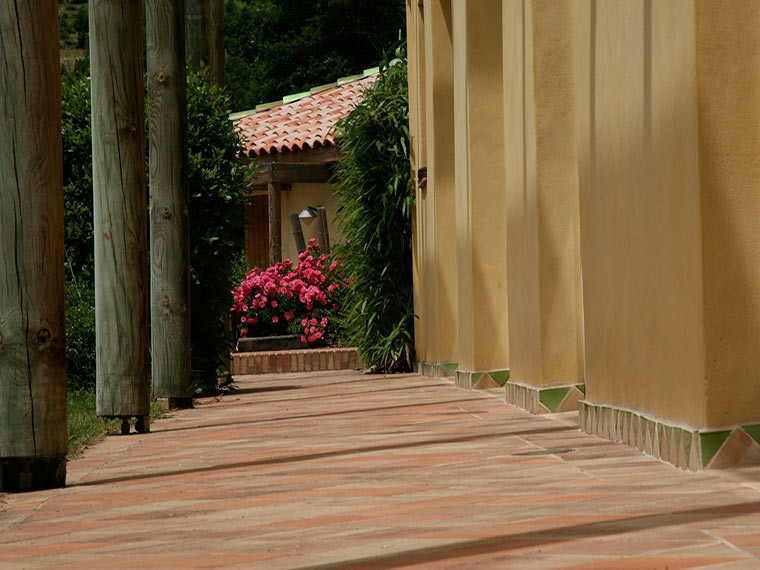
[333,54,415,372]
[185,67,250,390]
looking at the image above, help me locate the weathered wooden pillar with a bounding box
[207,0,225,86]
[147,0,193,408]
[268,182,282,264]
[185,0,208,69]
[185,0,224,85]
[90,0,151,432]
[0,0,68,492]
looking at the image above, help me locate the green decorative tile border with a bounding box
[579,400,760,470]
[454,369,510,391]
[506,382,585,414]
[418,361,458,379]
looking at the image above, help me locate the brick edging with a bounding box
[230,347,361,376]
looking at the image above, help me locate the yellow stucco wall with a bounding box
[454,0,509,373]
[696,1,760,428]
[578,0,707,426]
[409,0,760,432]
[424,0,458,365]
[503,0,583,388]
[279,183,341,263]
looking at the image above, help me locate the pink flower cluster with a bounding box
[231,240,347,343]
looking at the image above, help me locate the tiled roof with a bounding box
[234,69,379,158]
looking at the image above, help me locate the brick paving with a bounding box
[2,370,760,568]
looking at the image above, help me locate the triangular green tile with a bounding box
[700,430,731,467]
[439,362,458,376]
[470,372,483,388]
[682,430,692,465]
[489,370,510,387]
[575,384,586,395]
[539,387,571,413]
[742,424,760,446]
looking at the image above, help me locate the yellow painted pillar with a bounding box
[418,0,459,378]
[502,0,584,413]
[452,0,509,390]
[578,0,760,470]
[407,0,428,367]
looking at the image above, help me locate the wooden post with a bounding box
[90,0,151,429]
[0,0,68,492]
[268,182,283,265]
[184,0,208,69]
[316,207,331,252]
[289,213,307,254]
[185,0,224,85]
[147,0,193,408]
[207,0,225,86]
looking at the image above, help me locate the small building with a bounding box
[233,69,378,269]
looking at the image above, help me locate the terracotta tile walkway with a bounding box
[3,371,760,569]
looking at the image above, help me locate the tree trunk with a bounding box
[268,183,282,265]
[0,0,68,491]
[207,0,225,86]
[90,0,150,420]
[146,0,192,406]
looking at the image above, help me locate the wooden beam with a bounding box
[0,0,68,492]
[252,162,334,185]
[90,0,151,424]
[268,182,283,265]
[147,0,192,406]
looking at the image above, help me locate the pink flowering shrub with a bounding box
[231,240,349,344]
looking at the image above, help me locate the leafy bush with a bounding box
[333,54,415,372]
[61,71,94,281]
[186,67,251,390]
[65,280,96,392]
[231,240,347,343]
[60,67,249,393]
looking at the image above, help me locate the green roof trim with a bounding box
[254,100,282,113]
[283,90,311,104]
[230,67,381,120]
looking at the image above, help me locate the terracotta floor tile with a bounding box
[2,370,760,568]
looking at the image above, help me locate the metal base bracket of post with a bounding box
[116,416,151,435]
[0,457,67,493]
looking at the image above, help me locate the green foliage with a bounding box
[333,55,415,372]
[61,71,94,280]
[185,67,251,390]
[65,281,96,392]
[225,0,406,110]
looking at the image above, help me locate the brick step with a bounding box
[230,347,361,376]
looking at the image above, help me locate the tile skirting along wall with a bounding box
[579,400,760,470]
[454,369,510,390]
[419,362,458,378]
[505,381,586,414]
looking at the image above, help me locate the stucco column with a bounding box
[578,0,760,470]
[417,0,459,379]
[502,0,584,413]
[452,0,509,390]
[407,0,429,368]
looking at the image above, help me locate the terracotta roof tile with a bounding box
[235,73,378,157]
